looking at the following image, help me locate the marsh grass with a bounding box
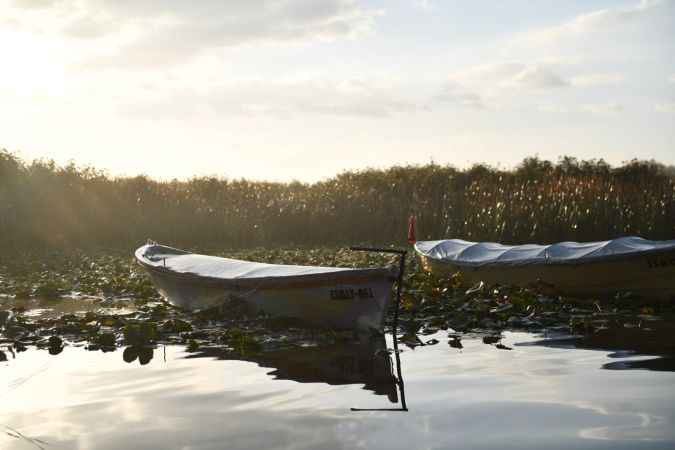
[1,150,673,253]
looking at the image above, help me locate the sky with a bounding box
[1,0,674,182]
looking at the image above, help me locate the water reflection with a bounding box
[185,335,401,404]
[3,331,675,449]
[518,320,675,372]
[602,357,675,371]
[122,346,155,365]
[1,332,405,408]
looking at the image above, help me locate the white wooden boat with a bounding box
[414,236,675,300]
[135,244,397,330]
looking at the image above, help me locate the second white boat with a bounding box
[415,236,675,300]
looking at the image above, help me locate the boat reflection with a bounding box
[185,334,405,407]
[1,333,408,409]
[519,320,675,371]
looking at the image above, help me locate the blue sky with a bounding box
[1,0,673,181]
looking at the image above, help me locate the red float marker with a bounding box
[407,215,416,245]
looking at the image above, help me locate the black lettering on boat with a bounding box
[330,288,355,300]
[330,287,374,300]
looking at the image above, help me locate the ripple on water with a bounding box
[1,330,675,449]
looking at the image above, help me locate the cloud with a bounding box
[440,63,572,110]
[434,82,484,108]
[581,102,623,114]
[511,0,672,48]
[570,73,625,87]
[478,1,673,113]
[441,0,672,112]
[61,16,118,39]
[11,0,60,9]
[655,102,675,112]
[120,78,422,119]
[448,62,526,84]
[412,0,434,11]
[539,103,627,114]
[3,0,381,68]
[538,104,569,113]
[508,65,569,88]
[449,62,570,89]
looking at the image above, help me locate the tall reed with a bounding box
[1,150,673,252]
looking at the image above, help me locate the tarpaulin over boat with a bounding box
[414,236,675,267]
[135,244,396,286]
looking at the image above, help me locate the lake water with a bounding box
[2,329,674,450]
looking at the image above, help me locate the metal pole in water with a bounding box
[348,246,408,412]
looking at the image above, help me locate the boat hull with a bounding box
[142,265,394,330]
[419,249,675,300]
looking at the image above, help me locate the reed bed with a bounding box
[1,150,673,252]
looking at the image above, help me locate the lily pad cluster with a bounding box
[1,249,673,361]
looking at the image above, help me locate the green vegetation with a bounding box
[1,149,673,253]
[1,149,674,359]
[1,250,673,359]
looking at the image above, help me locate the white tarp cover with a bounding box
[135,244,395,283]
[414,236,675,267]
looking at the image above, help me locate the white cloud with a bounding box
[540,103,627,114]
[570,73,625,87]
[449,62,569,89]
[11,0,58,9]
[511,0,671,49]
[508,65,569,88]
[655,102,675,112]
[581,102,623,114]
[61,16,119,39]
[412,0,434,11]
[120,78,422,119]
[446,1,673,112]
[2,0,381,68]
[499,0,675,86]
[445,62,570,105]
[538,104,569,113]
[448,62,526,84]
[435,82,483,108]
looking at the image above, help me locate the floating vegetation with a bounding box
[1,250,674,362]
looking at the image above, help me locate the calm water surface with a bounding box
[2,330,674,450]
